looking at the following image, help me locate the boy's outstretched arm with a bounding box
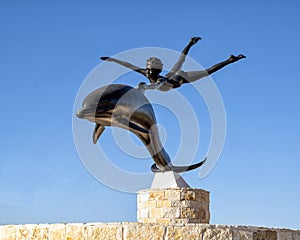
[100,57,146,76]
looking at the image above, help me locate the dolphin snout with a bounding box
[76,109,85,118]
[76,108,97,121]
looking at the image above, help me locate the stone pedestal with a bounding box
[137,172,210,224]
[137,188,210,224]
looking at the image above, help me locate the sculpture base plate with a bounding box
[151,171,190,189]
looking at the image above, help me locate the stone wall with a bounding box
[0,223,299,240]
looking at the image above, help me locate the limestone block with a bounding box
[143,200,156,208]
[253,230,277,240]
[149,190,164,201]
[197,207,208,221]
[156,200,172,208]
[137,192,149,203]
[277,230,293,240]
[49,224,66,239]
[139,209,149,218]
[27,224,49,240]
[85,223,122,240]
[164,189,181,200]
[171,219,189,224]
[187,219,205,224]
[137,208,149,219]
[141,218,156,224]
[203,227,233,240]
[166,225,202,240]
[166,225,186,240]
[188,200,201,208]
[180,207,197,218]
[15,224,31,239]
[123,223,165,240]
[195,190,210,202]
[155,218,171,224]
[162,208,180,218]
[232,228,253,240]
[0,225,17,240]
[293,232,300,240]
[149,208,164,218]
[171,200,200,208]
[171,200,183,208]
[180,189,196,200]
[65,223,85,240]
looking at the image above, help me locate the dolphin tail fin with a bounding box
[151,157,207,173]
[93,124,105,144]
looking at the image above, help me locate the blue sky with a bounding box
[0,0,299,229]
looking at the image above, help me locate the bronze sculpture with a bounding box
[100,37,245,91]
[77,37,245,173]
[76,84,206,173]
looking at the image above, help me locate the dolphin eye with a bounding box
[97,101,115,110]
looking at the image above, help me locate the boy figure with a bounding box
[100,37,245,92]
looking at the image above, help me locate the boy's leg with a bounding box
[185,54,246,82]
[206,54,246,75]
[165,37,201,78]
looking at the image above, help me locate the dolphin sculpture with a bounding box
[76,84,206,173]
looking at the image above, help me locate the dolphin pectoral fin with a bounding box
[128,121,152,134]
[151,157,207,173]
[118,118,151,134]
[93,124,105,144]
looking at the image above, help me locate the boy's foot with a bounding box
[190,37,202,45]
[229,54,246,62]
[100,56,113,61]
